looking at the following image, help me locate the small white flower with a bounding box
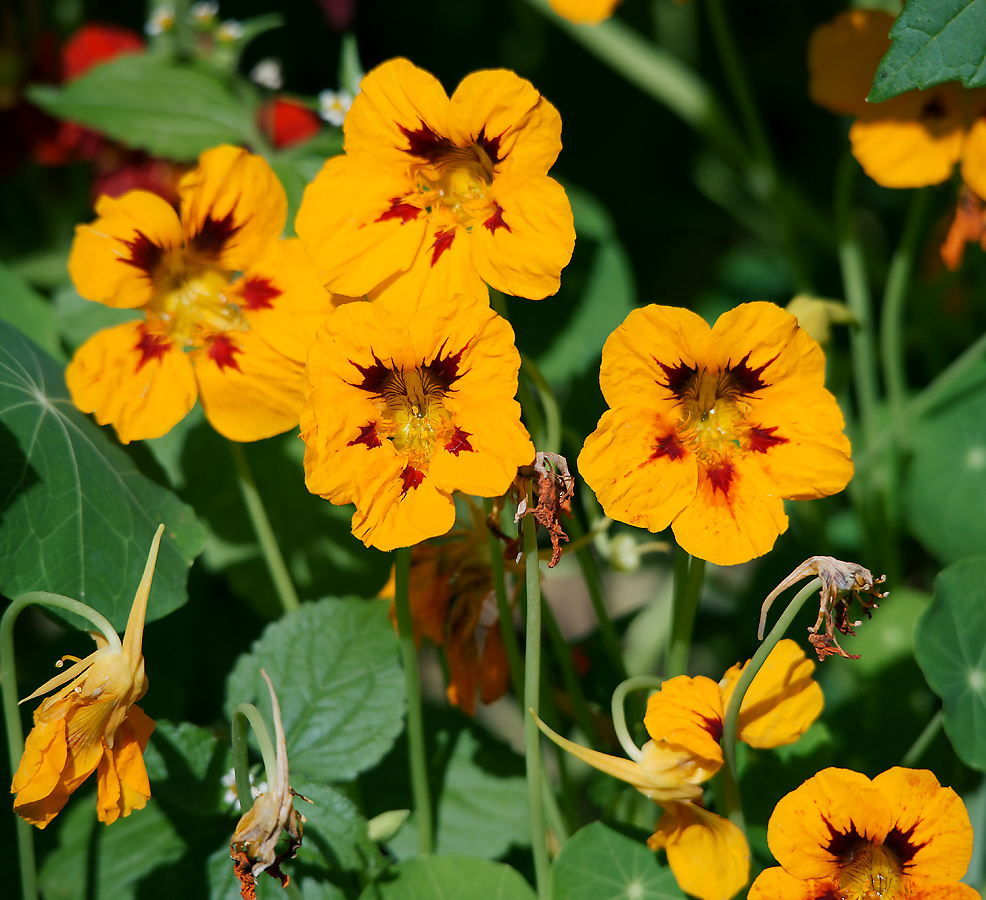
[250,58,283,91]
[318,89,354,127]
[221,768,269,811]
[145,4,176,36]
[190,1,219,25]
[216,19,244,43]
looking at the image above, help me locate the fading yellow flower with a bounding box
[300,290,535,551]
[66,145,336,444]
[11,526,164,828]
[548,0,623,24]
[537,640,823,900]
[578,302,853,566]
[809,9,986,197]
[749,767,979,900]
[296,58,575,309]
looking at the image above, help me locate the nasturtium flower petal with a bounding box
[719,639,823,749]
[648,802,749,900]
[548,0,623,25]
[67,321,197,444]
[959,115,986,200]
[69,190,184,309]
[747,866,824,900]
[644,676,725,769]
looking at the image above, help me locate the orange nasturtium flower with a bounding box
[537,640,823,900]
[750,767,980,900]
[809,9,986,197]
[12,526,164,828]
[578,302,853,566]
[547,0,623,24]
[381,500,517,715]
[295,57,575,309]
[300,290,535,551]
[66,145,336,444]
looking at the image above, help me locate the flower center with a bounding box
[146,256,246,347]
[415,145,494,229]
[838,842,904,900]
[379,368,453,467]
[677,370,750,461]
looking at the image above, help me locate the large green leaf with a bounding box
[552,822,686,900]
[27,53,254,160]
[142,720,233,817]
[903,362,986,564]
[868,0,986,102]
[0,321,206,631]
[359,856,536,900]
[0,260,61,360]
[225,597,405,782]
[914,557,986,771]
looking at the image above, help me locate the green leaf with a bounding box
[903,362,986,564]
[359,856,536,900]
[0,321,207,631]
[143,720,233,817]
[868,0,986,102]
[552,822,686,900]
[0,260,62,360]
[837,586,929,676]
[225,597,405,782]
[914,557,986,771]
[27,53,255,160]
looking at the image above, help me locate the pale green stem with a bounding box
[392,546,433,854]
[611,675,664,762]
[520,353,561,453]
[523,501,551,900]
[2,592,126,900]
[901,709,943,768]
[485,498,525,701]
[666,551,706,678]
[229,441,300,615]
[231,702,278,812]
[720,578,821,833]
[541,761,571,845]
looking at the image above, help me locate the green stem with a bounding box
[229,440,300,615]
[901,710,943,767]
[611,675,664,761]
[542,600,600,746]
[520,353,561,453]
[666,551,706,678]
[720,578,821,833]
[880,188,931,426]
[523,502,551,900]
[2,592,127,900]
[392,546,434,854]
[704,0,808,290]
[231,702,278,811]
[485,499,525,700]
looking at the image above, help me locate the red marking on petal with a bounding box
[484,203,511,235]
[401,465,425,493]
[241,277,281,311]
[422,340,468,391]
[135,328,171,371]
[727,352,777,394]
[120,230,163,276]
[348,423,382,449]
[350,352,393,394]
[398,122,454,161]
[707,462,734,496]
[189,212,240,259]
[377,198,421,224]
[748,425,788,454]
[699,715,724,743]
[431,228,455,265]
[656,359,697,398]
[475,126,504,165]
[823,820,871,863]
[444,427,473,455]
[651,432,686,461]
[207,333,242,372]
[883,823,925,867]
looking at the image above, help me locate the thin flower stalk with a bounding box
[666,551,705,678]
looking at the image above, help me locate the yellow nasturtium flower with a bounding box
[750,767,980,900]
[809,9,986,197]
[66,145,336,444]
[578,302,853,566]
[11,526,164,828]
[300,290,534,551]
[536,640,823,900]
[296,57,575,309]
[548,0,623,24]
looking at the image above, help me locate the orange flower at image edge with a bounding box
[538,639,823,900]
[578,302,853,566]
[809,9,986,196]
[66,145,336,444]
[296,57,575,307]
[750,767,980,900]
[11,527,163,828]
[300,291,534,551]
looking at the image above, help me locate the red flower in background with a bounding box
[258,98,321,149]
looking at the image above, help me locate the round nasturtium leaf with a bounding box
[914,557,986,771]
[358,856,536,900]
